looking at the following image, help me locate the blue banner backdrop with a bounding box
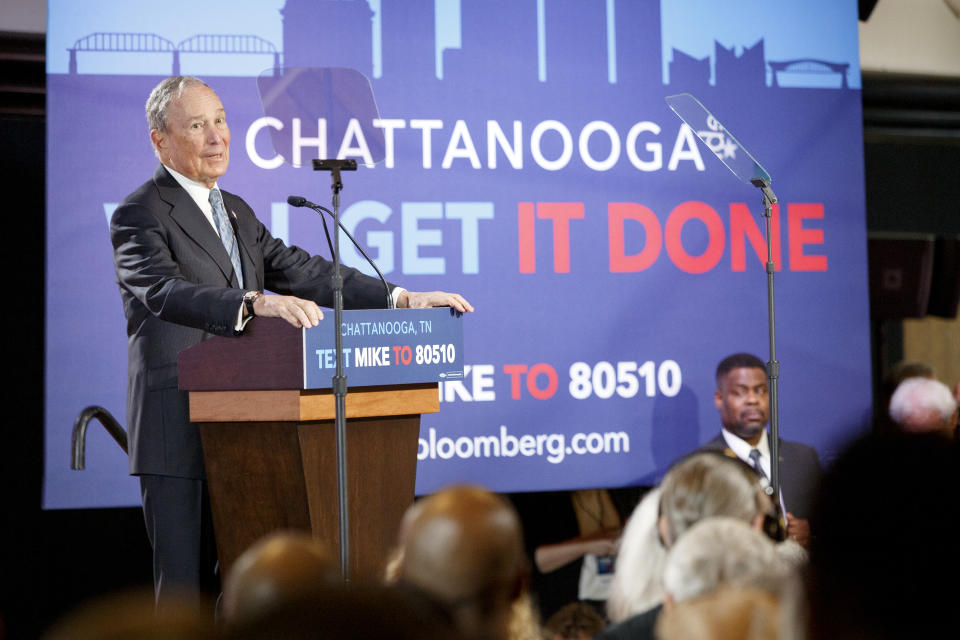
[44,0,871,508]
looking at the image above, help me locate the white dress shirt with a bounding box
[720,427,788,515]
[163,165,222,232]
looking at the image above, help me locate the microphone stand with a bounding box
[287,196,394,310]
[663,94,785,514]
[313,157,356,581]
[750,177,781,506]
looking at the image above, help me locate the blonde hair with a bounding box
[605,487,666,622]
[659,453,768,545]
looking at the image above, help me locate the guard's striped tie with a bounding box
[749,448,768,480]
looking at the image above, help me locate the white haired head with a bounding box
[889,377,958,437]
[144,76,211,157]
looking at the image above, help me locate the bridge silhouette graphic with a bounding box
[768,58,850,89]
[68,32,281,75]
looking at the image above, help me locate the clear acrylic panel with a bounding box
[257,67,386,168]
[665,93,772,186]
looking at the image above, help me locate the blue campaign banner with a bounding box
[44,0,871,508]
[304,308,464,388]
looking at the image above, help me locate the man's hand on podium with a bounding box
[397,290,474,314]
[253,294,324,328]
[244,290,473,330]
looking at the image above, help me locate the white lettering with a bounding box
[373,118,406,169]
[626,121,663,171]
[292,118,327,167]
[578,120,621,171]
[409,119,443,169]
[668,124,706,171]
[246,116,285,169]
[486,120,523,169]
[530,119,573,171]
[442,119,481,169]
[337,118,374,166]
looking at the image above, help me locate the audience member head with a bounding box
[42,589,214,640]
[715,353,770,446]
[384,494,429,582]
[657,452,774,547]
[221,530,336,625]
[655,586,780,640]
[875,360,936,434]
[888,376,959,438]
[227,583,464,640]
[542,602,605,640]
[662,517,787,606]
[605,487,666,622]
[807,431,960,639]
[393,485,530,640]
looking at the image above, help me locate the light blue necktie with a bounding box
[209,188,244,288]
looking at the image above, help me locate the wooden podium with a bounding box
[177,317,439,580]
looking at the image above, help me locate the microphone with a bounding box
[287,195,394,309]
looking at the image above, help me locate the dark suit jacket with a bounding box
[111,165,391,479]
[698,433,822,520]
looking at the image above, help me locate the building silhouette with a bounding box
[444,0,539,86]
[380,0,435,82]
[614,0,663,88]
[544,0,608,86]
[716,39,765,89]
[282,0,373,74]
[669,48,710,86]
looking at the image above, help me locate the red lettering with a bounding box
[730,203,781,271]
[399,345,412,365]
[538,202,584,273]
[503,364,528,400]
[518,202,535,273]
[520,199,826,274]
[527,363,558,400]
[608,202,663,272]
[788,203,827,271]
[664,201,725,274]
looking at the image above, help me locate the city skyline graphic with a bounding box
[49,0,859,90]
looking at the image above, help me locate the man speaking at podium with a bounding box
[110,76,472,602]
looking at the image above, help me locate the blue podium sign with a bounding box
[304,308,464,389]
